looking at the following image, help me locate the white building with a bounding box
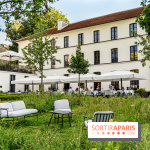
[0,45,36,92]
[16,7,150,91]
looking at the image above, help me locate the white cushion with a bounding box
[0,103,13,114]
[54,99,70,111]
[54,109,71,113]
[10,101,26,111]
[84,120,92,127]
[1,109,38,118]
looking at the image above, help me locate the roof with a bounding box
[16,7,144,42]
[0,44,9,52]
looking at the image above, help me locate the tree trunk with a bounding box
[79,74,80,94]
[40,65,44,94]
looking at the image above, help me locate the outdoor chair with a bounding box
[48,99,73,127]
[83,111,114,128]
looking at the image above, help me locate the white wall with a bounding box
[0,71,36,92]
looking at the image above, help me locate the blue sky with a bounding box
[0,0,142,45]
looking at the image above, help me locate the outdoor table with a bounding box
[124,90,134,95]
[93,91,98,96]
[83,91,87,95]
[105,90,117,95]
[48,111,73,127]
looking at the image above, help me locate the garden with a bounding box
[0,93,150,150]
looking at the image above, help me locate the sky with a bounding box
[0,0,142,45]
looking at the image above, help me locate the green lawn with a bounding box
[0,94,150,150]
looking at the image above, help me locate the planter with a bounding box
[141,92,149,98]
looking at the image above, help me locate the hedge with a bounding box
[0,94,27,101]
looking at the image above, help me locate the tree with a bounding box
[68,45,89,94]
[5,8,69,52]
[136,0,150,35]
[5,21,21,52]
[135,34,150,66]
[135,0,150,66]
[0,0,58,21]
[22,20,60,93]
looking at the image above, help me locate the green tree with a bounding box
[5,21,21,52]
[22,20,60,93]
[135,0,150,66]
[136,0,150,35]
[68,45,89,94]
[5,8,69,52]
[0,0,58,21]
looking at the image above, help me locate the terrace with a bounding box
[0,62,35,74]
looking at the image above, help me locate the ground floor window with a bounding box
[130,80,139,90]
[51,84,57,91]
[10,75,16,92]
[78,83,84,89]
[111,81,119,90]
[130,69,139,90]
[94,82,101,90]
[24,85,29,92]
[64,83,70,91]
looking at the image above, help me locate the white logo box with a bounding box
[88,122,138,139]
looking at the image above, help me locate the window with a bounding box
[64,36,69,48]
[64,83,70,91]
[94,82,101,90]
[82,53,84,58]
[64,74,69,77]
[78,83,84,89]
[94,51,100,65]
[64,74,70,91]
[94,72,101,75]
[24,76,29,92]
[111,27,117,40]
[130,23,137,37]
[130,69,139,90]
[64,55,69,67]
[111,48,118,63]
[51,84,57,91]
[78,33,84,45]
[111,81,119,90]
[94,30,100,43]
[51,39,55,49]
[130,46,138,61]
[51,56,55,69]
[10,75,16,92]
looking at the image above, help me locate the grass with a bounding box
[0,94,150,150]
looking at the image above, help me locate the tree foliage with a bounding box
[135,35,150,66]
[22,20,60,92]
[0,0,57,21]
[68,45,89,93]
[136,0,150,35]
[5,8,69,52]
[135,0,150,67]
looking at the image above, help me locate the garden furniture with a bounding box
[0,101,38,122]
[48,99,73,127]
[83,111,114,128]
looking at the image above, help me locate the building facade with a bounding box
[0,44,35,92]
[16,7,150,91]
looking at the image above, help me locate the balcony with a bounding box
[0,63,35,74]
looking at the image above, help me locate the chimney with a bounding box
[58,19,68,31]
[5,45,9,49]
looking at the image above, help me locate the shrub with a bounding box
[0,94,27,101]
[137,88,146,96]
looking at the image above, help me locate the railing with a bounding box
[0,63,35,74]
